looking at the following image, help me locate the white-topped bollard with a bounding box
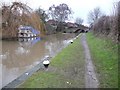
[25,72,29,75]
[70,40,73,43]
[76,36,79,39]
[43,60,50,68]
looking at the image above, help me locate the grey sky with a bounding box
[2,0,118,26]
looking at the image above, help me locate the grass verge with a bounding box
[19,35,85,88]
[86,32,118,88]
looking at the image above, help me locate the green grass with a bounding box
[86,32,118,88]
[19,36,85,88]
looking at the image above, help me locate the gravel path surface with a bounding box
[81,33,99,88]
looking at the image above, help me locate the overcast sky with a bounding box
[2,0,118,26]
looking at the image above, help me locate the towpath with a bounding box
[81,33,99,88]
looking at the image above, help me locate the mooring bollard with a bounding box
[43,60,50,68]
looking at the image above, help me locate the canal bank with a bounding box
[2,34,79,88]
[18,34,86,88]
[1,33,76,89]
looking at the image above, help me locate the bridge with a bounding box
[63,27,89,33]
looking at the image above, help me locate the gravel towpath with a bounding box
[81,33,99,88]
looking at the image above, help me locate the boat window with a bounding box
[21,33,24,35]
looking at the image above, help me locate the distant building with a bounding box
[46,20,58,26]
[18,26,40,38]
[66,22,78,28]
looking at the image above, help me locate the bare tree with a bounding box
[48,3,72,31]
[75,17,83,25]
[88,7,102,24]
[48,3,72,22]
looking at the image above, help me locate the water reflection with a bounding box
[1,33,76,88]
[15,37,40,55]
[18,37,40,46]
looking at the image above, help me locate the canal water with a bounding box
[1,33,76,88]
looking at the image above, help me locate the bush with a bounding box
[91,1,119,43]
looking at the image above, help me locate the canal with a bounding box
[1,33,76,88]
